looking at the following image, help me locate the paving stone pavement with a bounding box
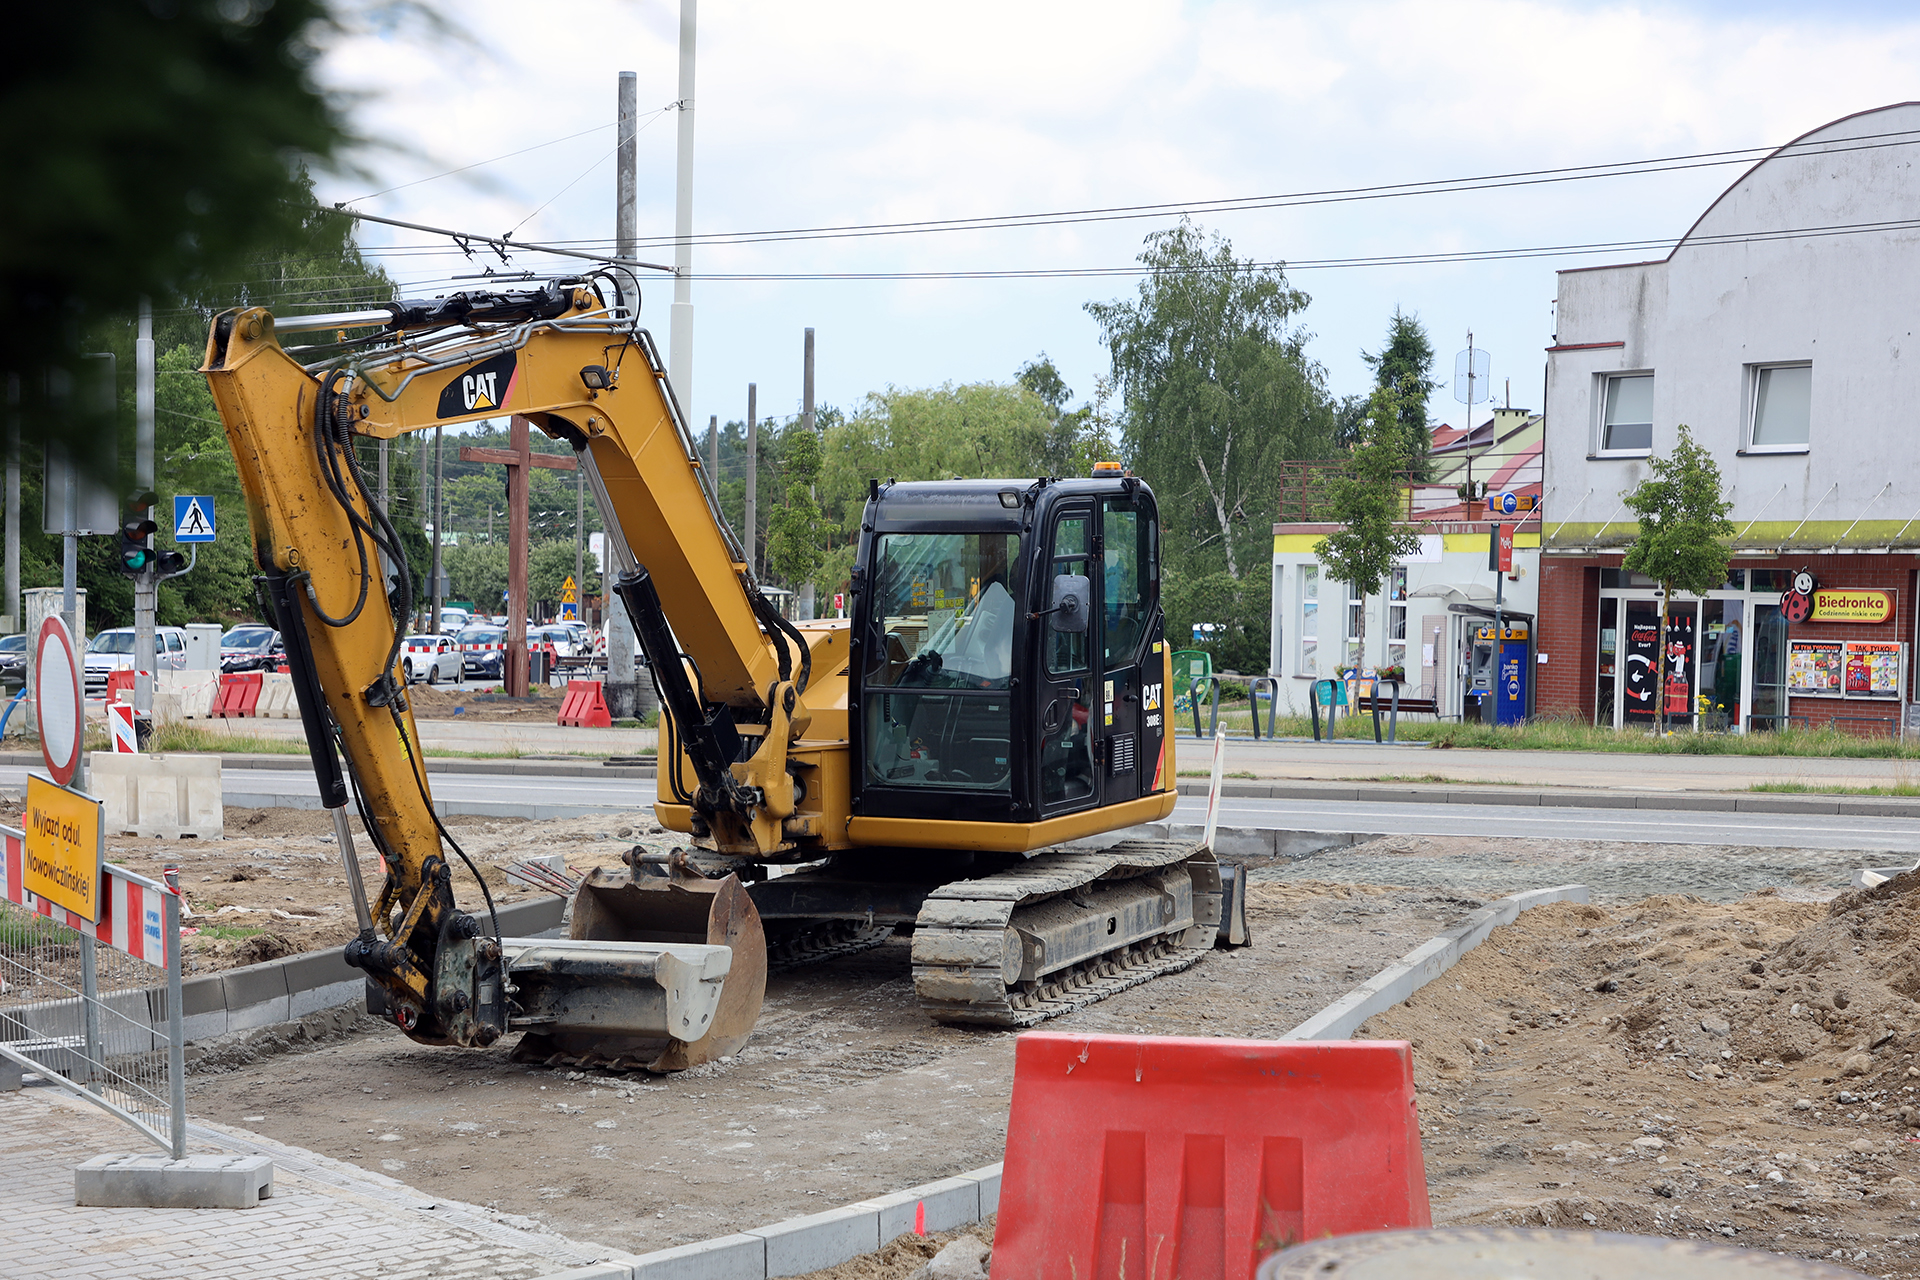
[0,1085,628,1280]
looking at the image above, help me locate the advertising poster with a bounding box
[1787,640,1843,695]
[1843,641,1903,698]
[1621,604,1661,725]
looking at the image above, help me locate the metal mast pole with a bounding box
[134,299,157,721]
[5,376,19,635]
[669,0,698,415]
[799,329,815,620]
[603,70,642,719]
[429,426,444,632]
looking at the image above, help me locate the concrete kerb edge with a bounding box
[1281,883,1591,1042]
[625,1165,1003,1280]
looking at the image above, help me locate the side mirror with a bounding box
[1046,573,1090,634]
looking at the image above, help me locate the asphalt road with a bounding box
[1167,792,1920,854]
[7,760,1915,851]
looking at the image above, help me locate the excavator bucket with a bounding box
[510,869,766,1073]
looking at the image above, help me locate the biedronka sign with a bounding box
[1810,589,1894,624]
[24,772,103,922]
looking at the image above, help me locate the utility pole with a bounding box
[744,383,757,578]
[574,465,584,615]
[669,0,698,416]
[378,438,389,510]
[5,374,18,634]
[603,69,643,719]
[134,299,157,721]
[417,432,431,629]
[708,414,719,502]
[429,426,444,632]
[799,328,815,620]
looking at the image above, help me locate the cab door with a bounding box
[1034,504,1099,818]
[1096,493,1160,801]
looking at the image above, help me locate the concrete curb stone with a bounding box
[749,1205,881,1278]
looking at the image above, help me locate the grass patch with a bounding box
[1337,773,1526,786]
[1186,707,1920,759]
[190,923,265,942]
[1175,770,1258,780]
[1749,781,1920,797]
[0,913,72,948]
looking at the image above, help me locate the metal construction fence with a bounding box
[0,826,185,1158]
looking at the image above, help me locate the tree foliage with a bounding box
[765,423,826,591]
[1086,221,1336,670]
[1621,425,1734,731]
[1358,309,1437,473]
[1313,384,1423,670]
[3,1,351,460]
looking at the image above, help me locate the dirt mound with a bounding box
[1360,891,1920,1273]
[406,683,564,722]
[232,932,297,965]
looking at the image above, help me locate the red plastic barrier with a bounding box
[213,672,264,718]
[993,1033,1429,1280]
[556,679,612,728]
[104,670,135,705]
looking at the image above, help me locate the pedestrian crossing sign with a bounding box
[173,495,215,543]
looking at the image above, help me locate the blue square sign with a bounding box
[173,495,216,543]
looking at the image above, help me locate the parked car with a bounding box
[437,608,471,635]
[220,626,283,673]
[456,625,506,678]
[0,633,24,687]
[401,634,463,685]
[84,626,188,697]
[532,624,583,657]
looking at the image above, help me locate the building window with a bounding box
[1749,363,1812,450]
[1346,582,1364,670]
[1599,374,1653,453]
[1298,566,1318,676]
[1386,567,1408,672]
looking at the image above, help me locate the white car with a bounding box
[437,609,471,635]
[84,626,188,697]
[402,635,463,685]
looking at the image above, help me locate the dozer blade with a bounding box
[511,870,766,1073]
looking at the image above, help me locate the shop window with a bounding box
[1749,569,1791,593]
[1299,566,1318,676]
[1386,567,1408,672]
[1749,363,1812,450]
[1599,374,1654,453]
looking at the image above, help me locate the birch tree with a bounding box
[1086,222,1335,668]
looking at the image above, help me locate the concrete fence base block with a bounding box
[89,751,223,838]
[76,1152,274,1209]
[1284,883,1590,1041]
[629,1232,766,1280]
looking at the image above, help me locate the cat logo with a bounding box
[435,352,517,419]
[1142,681,1162,712]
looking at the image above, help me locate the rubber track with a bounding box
[910,838,1218,1028]
[767,920,894,972]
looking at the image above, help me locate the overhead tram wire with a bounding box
[337,120,623,206]
[418,125,1920,253]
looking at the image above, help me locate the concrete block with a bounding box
[281,948,357,992]
[630,1232,766,1280]
[748,1204,881,1278]
[179,974,228,1018]
[1271,830,1364,860]
[223,961,291,1030]
[965,1164,1001,1216]
[90,752,222,838]
[181,1010,230,1042]
[75,1152,274,1208]
[1272,784,1361,802]
[497,895,566,935]
[290,978,366,1019]
[1637,795,1730,811]
[859,1175,980,1243]
[1539,791,1639,808]
[542,1265,634,1280]
[257,674,296,718]
[1449,789,1542,807]
[0,1056,22,1091]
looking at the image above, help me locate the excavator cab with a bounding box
[851,475,1171,830]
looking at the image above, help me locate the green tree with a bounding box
[1017,353,1108,475]
[3,2,352,461]
[764,423,826,597]
[1313,384,1423,673]
[1620,425,1734,733]
[1085,221,1335,668]
[1358,309,1438,474]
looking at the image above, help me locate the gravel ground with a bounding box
[1255,833,1882,903]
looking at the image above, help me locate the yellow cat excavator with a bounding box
[203,275,1245,1072]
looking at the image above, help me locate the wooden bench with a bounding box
[1352,694,1442,718]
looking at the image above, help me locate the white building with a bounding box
[1541,102,1920,734]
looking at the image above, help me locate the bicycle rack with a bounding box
[1247,676,1279,739]
[1309,678,1343,742]
[1188,675,1221,739]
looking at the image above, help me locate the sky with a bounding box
[311,0,1920,440]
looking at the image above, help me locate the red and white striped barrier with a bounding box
[0,828,171,968]
[108,702,138,753]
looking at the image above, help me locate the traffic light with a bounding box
[118,494,158,577]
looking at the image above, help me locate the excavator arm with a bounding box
[202,280,794,1056]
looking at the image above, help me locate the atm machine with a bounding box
[1455,606,1535,725]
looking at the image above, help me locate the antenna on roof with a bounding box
[1454,332,1491,505]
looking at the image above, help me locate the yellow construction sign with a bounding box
[25,773,103,922]
[561,575,577,604]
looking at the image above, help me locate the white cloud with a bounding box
[309,0,1920,432]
